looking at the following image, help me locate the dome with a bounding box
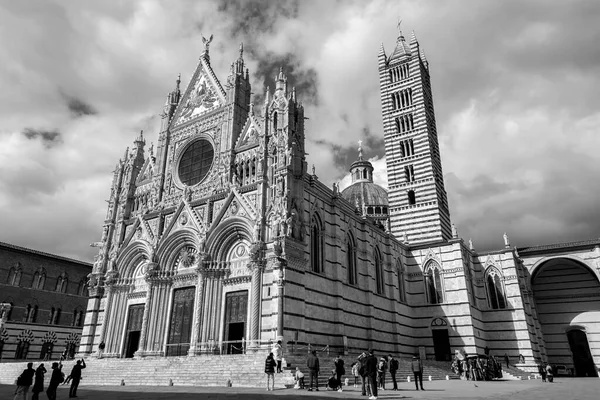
[341,181,388,207]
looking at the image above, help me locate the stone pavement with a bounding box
[1,378,598,400]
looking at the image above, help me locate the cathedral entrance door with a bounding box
[166,287,195,356]
[224,290,248,354]
[432,329,451,361]
[567,329,598,377]
[124,304,144,358]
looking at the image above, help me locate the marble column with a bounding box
[249,261,264,348]
[274,257,286,342]
[135,283,154,356]
[188,260,206,356]
[97,285,114,349]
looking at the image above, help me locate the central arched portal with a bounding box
[531,257,600,376]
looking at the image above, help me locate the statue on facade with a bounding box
[503,232,510,248]
[202,34,213,53]
[469,238,475,251]
[452,224,458,239]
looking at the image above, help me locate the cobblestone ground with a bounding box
[1,378,598,399]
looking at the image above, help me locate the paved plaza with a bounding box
[1,378,598,400]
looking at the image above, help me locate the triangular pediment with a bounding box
[160,198,208,239]
[172,57,227,127]
[235,113,262,150]
[210,188,257,230]
[135,157,154,185]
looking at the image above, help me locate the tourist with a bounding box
[13,362,35,400]
[264,352,277,391]
[411,355,425,391]
[538,363,546,382]
[545,363,554,383]
[388,354,399,390]
[98,341,106,359]
[351,362,360,387]
[484,346,490,356]
[504,353,509,368]
[68,358,86,398]
[377,356,387,390]
[327,370,342,391]
[294,367,305,389]
[334,354,345,392]
[365,349,378,400]
[272,340,283,373]
[357,352,370,396]
[307,350,320,391]
[31,363,47,400]
[46,361,64,400]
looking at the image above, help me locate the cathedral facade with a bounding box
[80,27,600,377]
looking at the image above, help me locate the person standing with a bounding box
[411,355,425,391]
[504,353,509,368]
[46,361,64,400]
[538,363,547,382]
[68,359,86,398]
[272,340,283,373]
[334,354,345,392]
[545,363,554,383]
[264,352,277,391]
[98,341,106,359]
[365,349,378,400]
[357,352,370,396]
[307,350,320,391]
[388,354,399,391]
[377,357,387,390]
[31,363,47,400]
[13,362,35,400]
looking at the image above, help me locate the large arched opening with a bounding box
[531,257,600,376]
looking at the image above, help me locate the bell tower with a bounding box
[379,22,452,244]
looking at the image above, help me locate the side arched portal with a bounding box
[531,257,600,375]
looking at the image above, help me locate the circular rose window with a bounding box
[178,139,214,186]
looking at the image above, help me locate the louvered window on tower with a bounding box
[400,139,414,157]
[404,165,415,182]
[407,190,416,205]
[394,114,415,133]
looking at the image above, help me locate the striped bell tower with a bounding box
[378,21,452,244]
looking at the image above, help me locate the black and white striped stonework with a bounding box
[378,31,452,244]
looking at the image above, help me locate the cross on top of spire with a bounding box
[358,139,363,160]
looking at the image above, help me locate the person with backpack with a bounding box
[46,361,64,400]
[13,362,35,400]
[31,363,47,400]
[388,354,399,390]
[334,354,345,392]
[264,352,277,391]
[306,350,320,391]
[377,356,387,390]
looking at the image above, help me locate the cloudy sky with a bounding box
[1,0,600,262]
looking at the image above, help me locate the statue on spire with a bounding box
[202,34,213,54]
[358,139,363,160]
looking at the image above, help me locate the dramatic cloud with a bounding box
[1,0,599,261]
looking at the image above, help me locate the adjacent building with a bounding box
[0,241,92,361]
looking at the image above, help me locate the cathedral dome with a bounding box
[340,141,389,219]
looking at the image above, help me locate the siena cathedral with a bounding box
[80,25,599,377]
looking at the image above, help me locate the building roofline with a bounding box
[517,238,600,255]
[0,241,93,267]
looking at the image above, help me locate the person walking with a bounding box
[307,350,320,391]
[538,363,547,382]
[13,362,35,400]
[31,363,47,400]
[545,363,554,383]
[68,359,86,398]
[265,352,277,391]
[272,340,283,373]
[411,355,425,391]
[46,361,64,400]
[388,354,399,391]
[365,349,378,400]
[334,354,345,392]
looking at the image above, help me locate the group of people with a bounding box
[538,363,555,383]
[13,359,86,400]
[266,346,425,399]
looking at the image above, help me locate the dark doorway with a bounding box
[224,291,248,354]
[167,287,195,357]
[40,342,53,360]
[15,341,29,360]
[567,329,598,377]
[125,331,141,358]
[432,329,451,361]
[124,304,144,358]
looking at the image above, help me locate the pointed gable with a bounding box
[135,157,155,185]
[172,56,227,127]
[234,108,262,150]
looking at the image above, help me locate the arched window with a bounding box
[486,267,507,309]
[424,262,444,304]
[55,273,68,293]
[310,215,323,273]
[374,248,384,295]
[346,234,357,285]
[273,112,278,130]
[23,304,31,322]
[7,266,22,286]
[77,279,87,296]
[48,307,55,324]
[397,259,405,303]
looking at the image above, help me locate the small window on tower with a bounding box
[407,190,416,205]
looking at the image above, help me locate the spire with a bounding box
[275,67,287,97]
[358,139,363,160]
[235,42,245,75]
[388,19,411,62]
[396,17,404,41]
